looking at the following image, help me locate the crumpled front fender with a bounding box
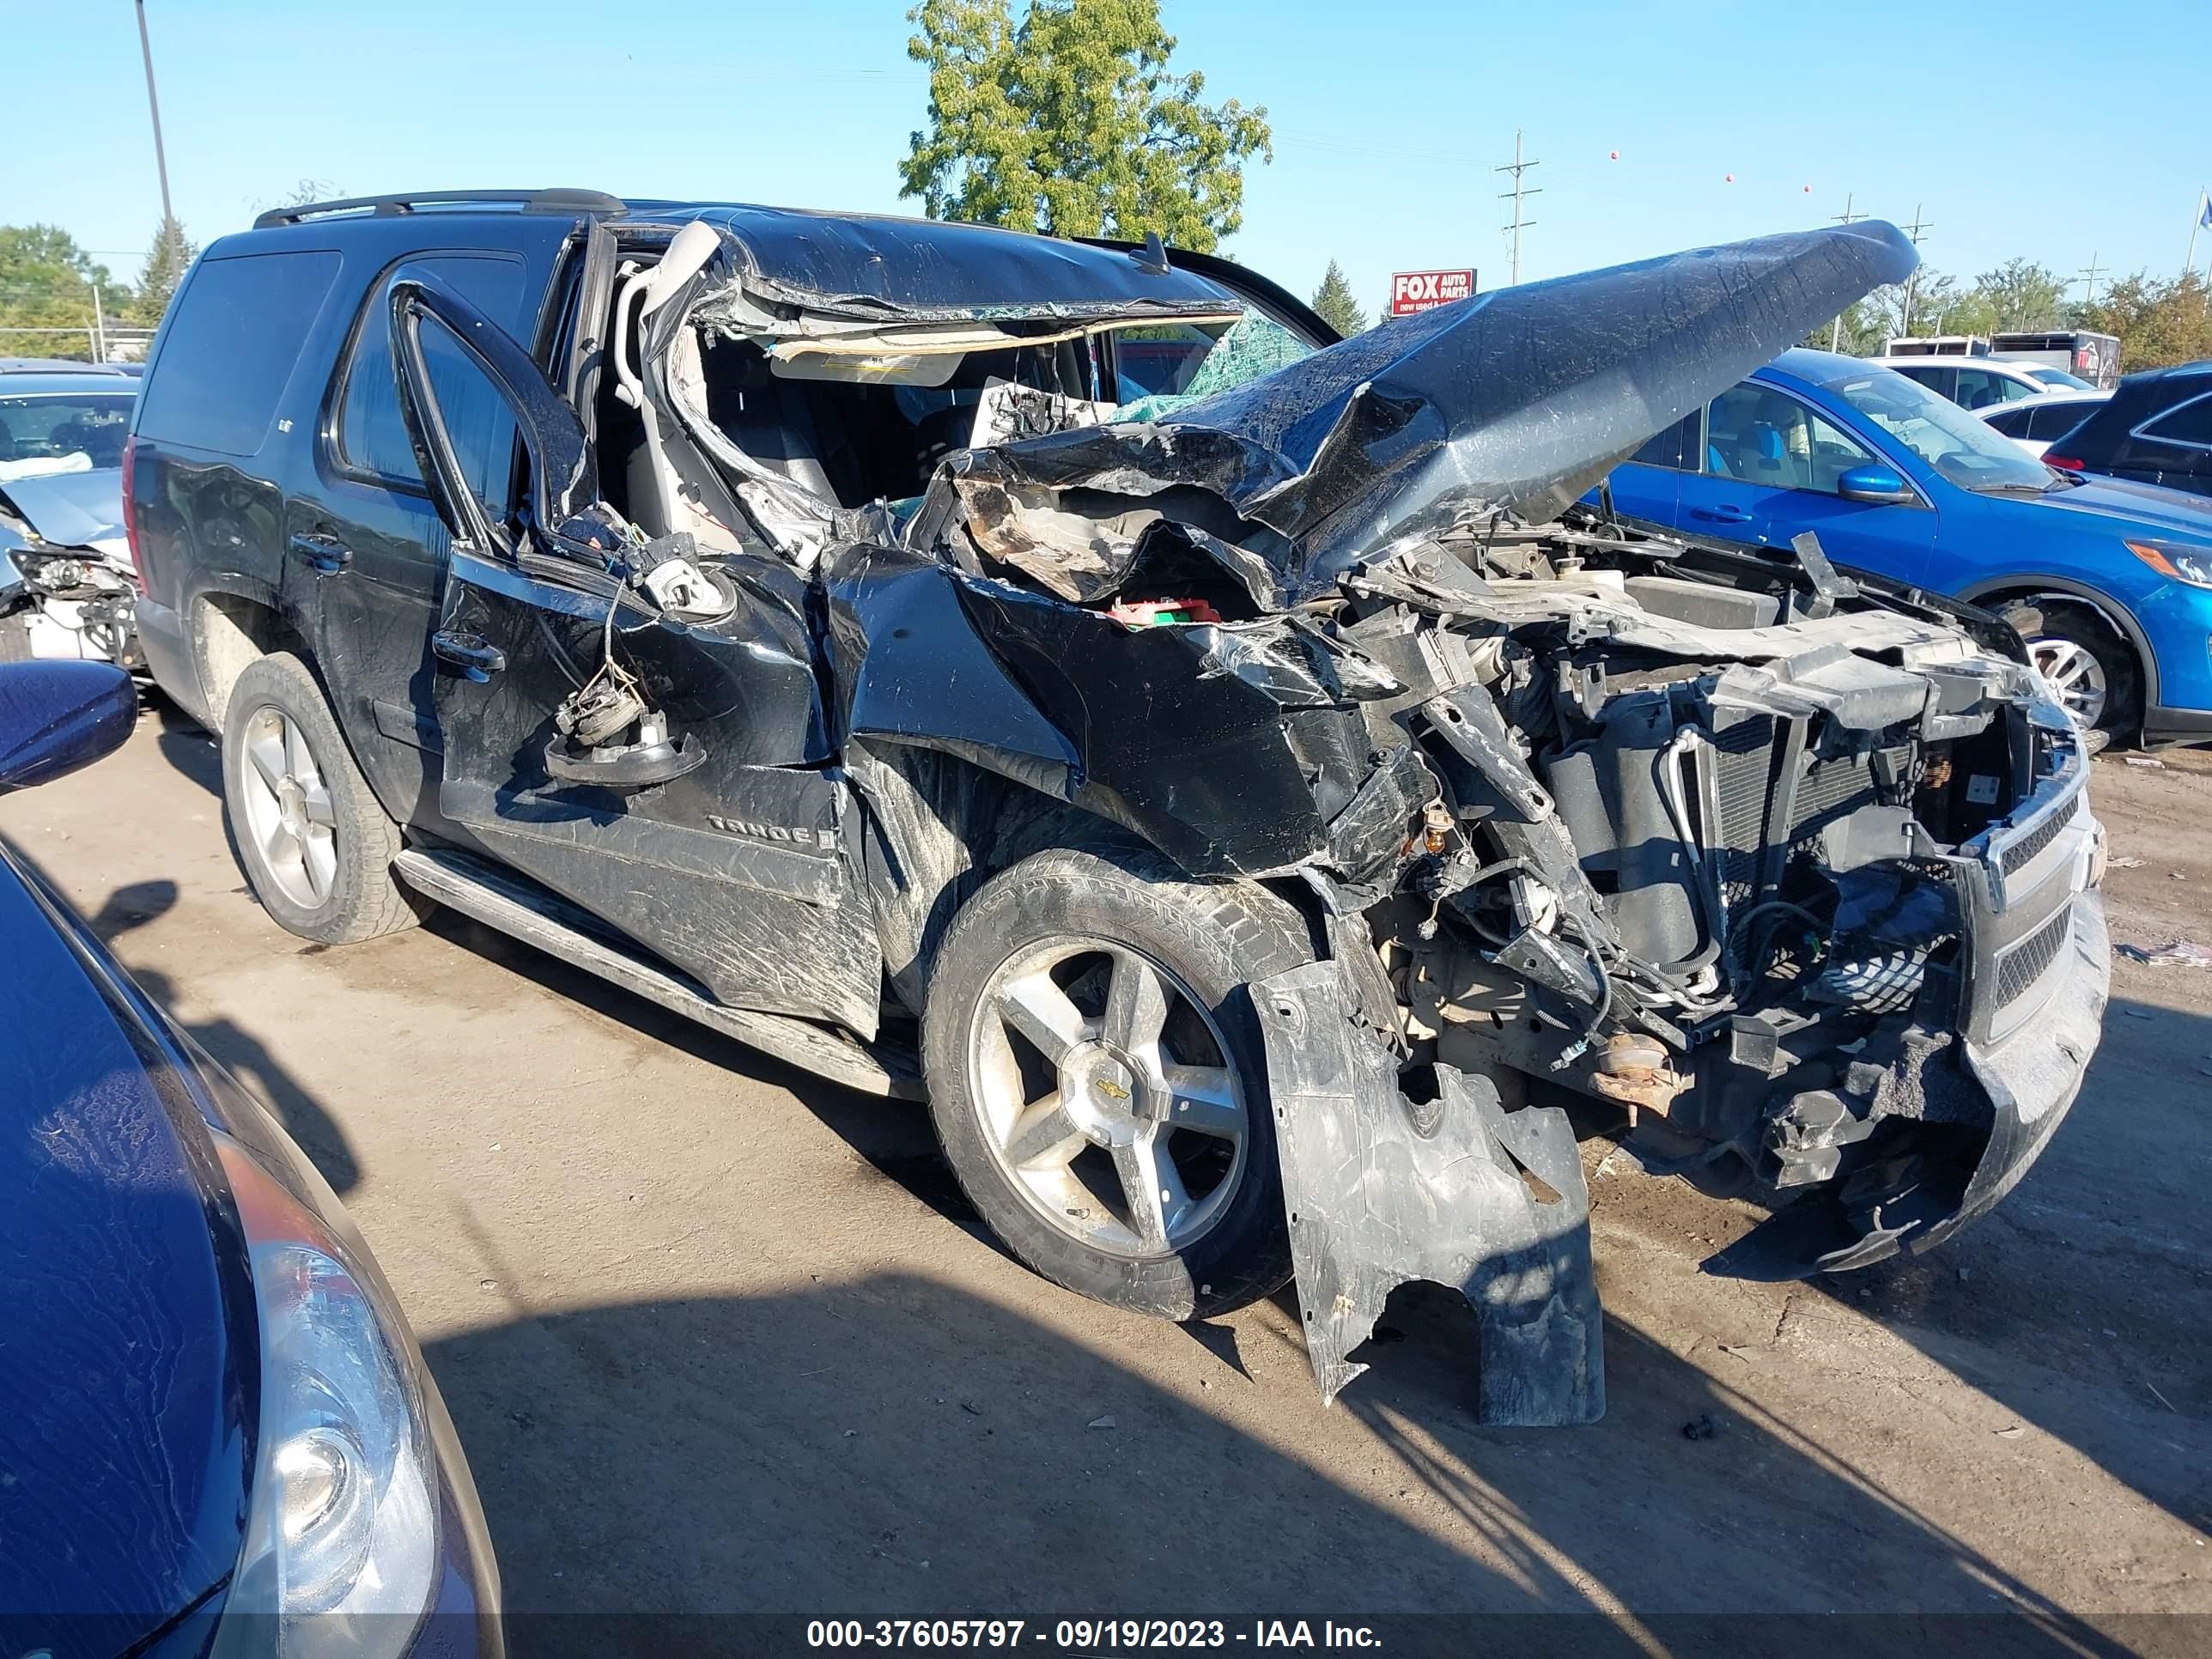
[1254,961,1605,1425]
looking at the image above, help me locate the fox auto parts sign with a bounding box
[1389,269,1475,317]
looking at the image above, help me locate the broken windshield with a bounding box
[1109,313,1314,421]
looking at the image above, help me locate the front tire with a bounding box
[921,842,1314,1321]
[2001,598,2140,742]
[221,652,422,945]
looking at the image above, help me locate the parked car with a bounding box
[0,660,500,1658]
[1878,352,2081,410]
[1977,389,2110,458]
[126,195,2107,1422]
[0,365,143,668]
[2043,361,2212,502]
[1603,349,2212,744]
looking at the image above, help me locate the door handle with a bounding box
[1690,505,1753,525]
[432,629,506,680]
[288,532,352,574]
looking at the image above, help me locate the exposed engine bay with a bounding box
[0,460,141,670]
[392,216,2108,1425]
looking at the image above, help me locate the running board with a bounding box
[392,847,924,1100]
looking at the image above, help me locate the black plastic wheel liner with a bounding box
[1254,960,1604,1425]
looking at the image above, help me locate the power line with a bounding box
[2076,250,2107,306]
[1828,194,1865,350]
[1494,129,1540,286]
[1897,204,1933,334]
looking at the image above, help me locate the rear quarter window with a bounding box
[135,250,343,457]
[2137,391,2212,453]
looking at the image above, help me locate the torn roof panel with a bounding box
[667,204,1244,322]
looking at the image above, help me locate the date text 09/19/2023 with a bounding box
[805,1619,1383,1649]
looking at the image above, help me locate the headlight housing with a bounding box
[209,1134,441,1659]
[2125,539,2212,589]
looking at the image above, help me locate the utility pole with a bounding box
[136,0,174,230]
[1495,130,1540,286]
[1829,194,1865,351]
[1898,204,1933,336]
[92,285,107,364]
[2077,250,2107,307]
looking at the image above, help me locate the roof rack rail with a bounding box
[252,188,628,230]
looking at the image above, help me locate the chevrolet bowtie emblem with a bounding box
[1093,1078,1130,1101]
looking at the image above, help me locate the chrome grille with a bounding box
[1996,905,2072,1006]
[1998,804,2073,878]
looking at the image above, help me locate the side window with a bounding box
[2136,392,2212,453]
[1994,374,2039,404]
[1894,364,1953,400]
[334,253,527,507]
[1627,410,1699,471]
[136,251,343,456]
[1704,386,1873,493]
[1953,369,2002,410]
[1982,405,2028,436]
[2027,404,2082,441]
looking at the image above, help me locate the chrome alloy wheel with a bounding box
[2027,636,2108,727]
[968,938,1249,1259]
[237,706,339,908]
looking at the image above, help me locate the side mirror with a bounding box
[1837,464,1915,506]
[0,661,136,793]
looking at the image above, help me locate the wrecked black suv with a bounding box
[126,191,2109,1423]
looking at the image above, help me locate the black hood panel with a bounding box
[943,224,1916,605]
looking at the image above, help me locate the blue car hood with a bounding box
[0,852,250,1659]
[0,465,127,551]
[2021,474,2212,544]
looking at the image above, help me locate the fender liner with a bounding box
[1254,959,1605,1425]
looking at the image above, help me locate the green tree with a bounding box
[129,216,198,327]
[1310,259,1366,337]
[0,224,131,361]
[1973,258,2067,332]
[1802,295,1888,356]
[2071,270,2212,372]
[900,0,1271,252]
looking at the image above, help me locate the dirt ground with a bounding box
[6,709,2210,1651]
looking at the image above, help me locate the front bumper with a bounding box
[1918,884,2107,1255]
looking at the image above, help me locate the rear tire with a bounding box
[221,652,422,945]
[921,842,1313,1321]
[1999,598,2140,743]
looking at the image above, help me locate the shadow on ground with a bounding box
[427,1272,2140,1656]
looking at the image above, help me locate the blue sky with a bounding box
[9,0,2208,315]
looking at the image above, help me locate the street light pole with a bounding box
[136,0,174,229]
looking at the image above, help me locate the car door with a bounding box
[288,250,529,832]
[383,266,884,1036]
[1673,380,1937,586]
[1596,410,1698,528]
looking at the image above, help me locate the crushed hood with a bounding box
[0,465,127,555]
[924,223,1917,608]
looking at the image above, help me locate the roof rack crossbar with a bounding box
[253,188,627,230]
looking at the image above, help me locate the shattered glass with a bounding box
[1109,313,1315,423]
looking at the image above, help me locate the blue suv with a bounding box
[1602,348,2212,744]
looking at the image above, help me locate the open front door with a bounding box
[386,267,883,1036]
